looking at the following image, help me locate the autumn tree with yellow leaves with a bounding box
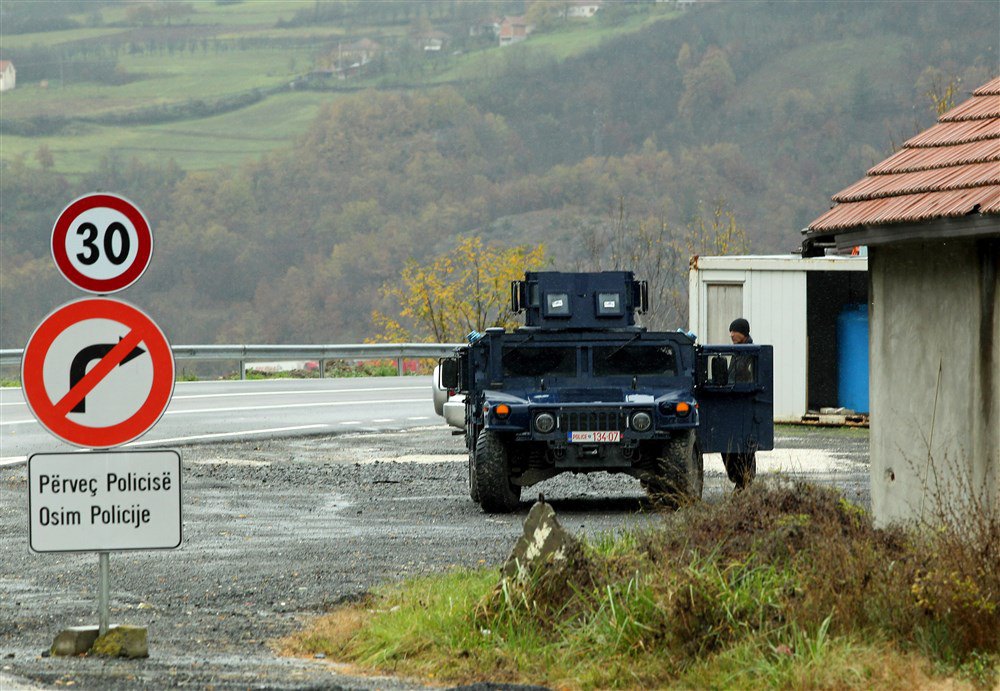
[372,237,547,343]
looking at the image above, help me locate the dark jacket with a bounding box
[731,335,754,383]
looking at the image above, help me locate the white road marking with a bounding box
[171,386,425,400]
[162,398,426,416]
[703,448,862,474]
[0,397,430,426]
[125,424,329,447]
[371,419,394,423]
[407,416,430,421]
[339,421,362,425]
[0,456,27,467]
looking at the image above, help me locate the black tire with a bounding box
[474,430,521,513]
[646,431,703,507]
[722,451,756,490]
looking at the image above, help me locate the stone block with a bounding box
[51,626,101,656]
[501,497,578,580]
[91,625,149,659]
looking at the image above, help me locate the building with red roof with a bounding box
[802,76,999,525]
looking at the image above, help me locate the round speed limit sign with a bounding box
[51,193,152,294]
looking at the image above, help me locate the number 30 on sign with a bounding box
[51,193,153,294]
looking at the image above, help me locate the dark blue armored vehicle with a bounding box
[437,271,773,513]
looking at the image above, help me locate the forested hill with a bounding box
[1,0,997,348]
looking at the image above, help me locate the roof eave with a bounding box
[802,214,999,257]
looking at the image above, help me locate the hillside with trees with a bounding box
[1,0,997,348]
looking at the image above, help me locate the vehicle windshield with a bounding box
[502,346,577,378]
[593,345,676,377]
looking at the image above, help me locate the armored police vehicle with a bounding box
[437,271,773,513]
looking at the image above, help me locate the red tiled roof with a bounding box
[808,76,1000,232]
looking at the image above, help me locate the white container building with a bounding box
[688,254,868,422]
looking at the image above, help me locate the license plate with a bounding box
[568,431,621,443]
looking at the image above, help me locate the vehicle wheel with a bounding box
[722,451,756,490]
[474,430,520,513]
[646,431,703,507]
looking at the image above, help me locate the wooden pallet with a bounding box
[797,413,869,428]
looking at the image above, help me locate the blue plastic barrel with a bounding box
[837,304,869,413]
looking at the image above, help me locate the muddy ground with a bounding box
[0,425,868,690]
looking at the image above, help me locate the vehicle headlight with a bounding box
[534,412,556,434]
[631,411,652,432]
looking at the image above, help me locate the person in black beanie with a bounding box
[729,318,752,345]
[723,317,756,489]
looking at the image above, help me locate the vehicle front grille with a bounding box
[560,410,628,432]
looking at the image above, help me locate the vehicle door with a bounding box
[694,345,773,454]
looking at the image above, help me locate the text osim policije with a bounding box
[35,470,173,529]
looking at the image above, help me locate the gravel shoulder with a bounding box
[0,424,868,690]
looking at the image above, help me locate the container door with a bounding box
[694,345,773,453]
[706,283,743,344]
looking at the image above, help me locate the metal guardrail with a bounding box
[0,343,463,379]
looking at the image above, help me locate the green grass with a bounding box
[731,35,910,114]
[65,0,316,30]
[2,89,333,174]
[1,47,313,119]
[0,5,677,176]
[0,27,132,50]
[422,11,679,85]
[280,481,999,689]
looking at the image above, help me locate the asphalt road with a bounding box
[0,380,870,690]
[1,377,437,463]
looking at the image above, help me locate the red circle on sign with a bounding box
[22,298,174,448]
[51,193,152,294]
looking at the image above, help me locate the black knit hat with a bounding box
[729,318,750,336]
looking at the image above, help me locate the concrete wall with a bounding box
[869,238,1000,525]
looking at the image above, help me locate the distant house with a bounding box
[339,38,380,64]
[566,1,602,18]
[0,61,15,92]
[319,39,380,79]
[470,17,501,37]
[801,76,1000,526]
[498,16,533,46]
[414,30,450,52]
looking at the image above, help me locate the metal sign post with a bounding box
[24,192,179,656]
[99,553,110,636]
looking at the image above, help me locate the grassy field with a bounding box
[2,89,336,174]
[280,481,1000,690]
[0,4,677,177]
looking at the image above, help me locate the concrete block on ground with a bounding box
[502,497,579,580]
[91,625,148,658]
[51,626,101,656]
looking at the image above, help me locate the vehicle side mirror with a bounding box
[439,358,459,389]
[711,356,728,386]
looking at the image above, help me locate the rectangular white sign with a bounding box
[28,450,182,553]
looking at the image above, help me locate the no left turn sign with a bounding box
[51,193,152,294]
[22,298,174,448]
